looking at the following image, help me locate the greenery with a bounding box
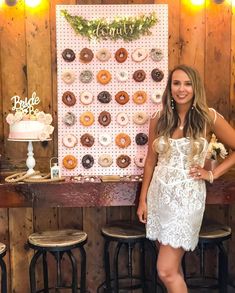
[61,10,158,42]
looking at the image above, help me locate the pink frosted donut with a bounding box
[116,112,129,126]
[80,91,94,105]
[62,134,78,148]
[131,48,148,62]
[134,154,146,168]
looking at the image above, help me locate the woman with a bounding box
[137,64,235,293]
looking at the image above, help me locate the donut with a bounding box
[115,133,131,149]
[115,91,129,105]
[97,70,112,85]
[133,70,146,82]
[80,91,94,105]
[62,155,77,169]
[63,112,76,126]
[151,68,164,82]
[79,70,93,83]
[98,111,111,127]
[133,112,149,125]
[135,133,148,145]
[116,112,129,126]
[133,91,147,105]
[151,90,163,104]
[80,111,95,126]
[80,133,95,147]
[96,48,111,62]
[116,155,131,168]
[79,48,94,63]
[115,70,128,82]
[62,49,75,62]
[97,91,111,104]
[62,70,76,84]
[99,133,111,146]
[98,154,113,167]
[62,91,76,106]
[115,48,128,63]
[82,154,94,169]
[150,48,164,62]
[131,48,148,62]
[134,154,146,168]
[62,134,77,148]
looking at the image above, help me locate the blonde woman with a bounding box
[137,64,235,293]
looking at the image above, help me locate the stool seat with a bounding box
[199,224,231,240]
[0,243,6,255]
[28,229,87,248]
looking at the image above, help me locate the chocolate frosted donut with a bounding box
[97,91,111,104]
[63,112,76,126]
[79,47,94,63]
[116,155,131,168]
[135,133,148,145]
[80,133,95,147]
[79,70,93,83]
[151,68,164,82]
[62,48,75,62]
[62,91,76,106]
[98,111,111,127]
[133,70,146,82]
[115,48,128,63]
[82,154,94,169]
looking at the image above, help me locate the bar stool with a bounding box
[97,221,164,293]
[28,229,87,293]
[0,242,7,293]
[183,221,231,293]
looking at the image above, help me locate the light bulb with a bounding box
[25,0,41,7]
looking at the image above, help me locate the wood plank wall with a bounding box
[0,0,234,292]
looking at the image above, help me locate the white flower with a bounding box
[14,111,23,121]
[36,111,46,123]
[44,113,53,125]
[38,131,49,141]
[6,113,15,125]
[43,125,54,135]
[207,134,228,160]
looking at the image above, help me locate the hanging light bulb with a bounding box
[25,0,41,7]
[191,0,205,5]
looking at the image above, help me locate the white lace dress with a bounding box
[146,137,208,251]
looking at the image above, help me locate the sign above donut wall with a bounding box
[56,4,168,176]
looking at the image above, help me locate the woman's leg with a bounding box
[157,244,188,293]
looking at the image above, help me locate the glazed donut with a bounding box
[115,133,131,149]
[62,48,75,62]
[63,112,76,126]
[98,111,111,127]
[151,68,164,82]
[79,70,93,83]
[131,48,148,62]
[115,91,129,105]
[151,90,162,104]
[97,70,112,85]
[80,133,95,147]
[96,48,111,62]
[135,133,148,145]
[80,111,95,126]
[62,70,76,84]
[80,91,94,105]
[62,155,77,169]
[133,112,149,125]
[134,154,146,168]
[97,91,111,104]
[62,91,76,106]
[133,91,147,105]
[62,134,77,148]
[115,48,128,63]
[115,70,128,82]
[150,48,164,62]
[116,112,129,126]
[116,155,131,168]
[98,154,113,167]
[79,48,94,63]
[133,70,146,82]
[82,154,94,169]
[99,133,111,146]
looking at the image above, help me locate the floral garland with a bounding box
[61,10,158,42]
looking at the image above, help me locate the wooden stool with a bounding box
[97,221,164,293]
[183,222,231,293]
[28,229,87,293]
[0,243,7,293]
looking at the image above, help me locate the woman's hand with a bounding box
[137,201,147,224]
[189,164,212,182]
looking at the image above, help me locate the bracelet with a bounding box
[208,170,214,184]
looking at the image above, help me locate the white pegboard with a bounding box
[56,4,168,176]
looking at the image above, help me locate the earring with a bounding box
[171,98,175,110]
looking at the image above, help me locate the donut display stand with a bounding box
[56,4,168,176]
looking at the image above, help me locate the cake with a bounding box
[6,92,54,141]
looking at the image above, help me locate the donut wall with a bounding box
[56,4,168,176]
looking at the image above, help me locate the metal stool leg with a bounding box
[0,256,7,293]
[103,240,112,293]
[29,250,43,293]
[42,251,49,293]
[67,250,78,293]
[218,242,228,293]
[140,240,146,292]
[113,242,122,293]
[79,246,87,293]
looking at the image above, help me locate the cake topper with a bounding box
[11,91,40,115]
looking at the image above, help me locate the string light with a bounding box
[191,0,205,5]
[25,0,41,7]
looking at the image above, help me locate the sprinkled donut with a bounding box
[80,133,95,147]
[151,68,164,82]
[62,48,75,62]
[79,70,93,83]
[115,48,128,63]
[131,48,148,62]
[115,133,131,149]
[96,48,111,62]
[115,91,129,105]
[62,91,76,106]
[133,70,146,82]
[99,133,111,146]
[134,154,146,168]
[82,154,94,169]
[98,111,111,127]
[80,111,95,126]
[97,91,111,104]
[133,91,147,105]
[133,112,149,125]
[97,70,112,85]
[115,70,128,82]
[63,112,76,126]
[63,155,77,169]
[116,112,129,126]
[151,90,163,104]
[98,154,113,167]
[135,133,148,145]
[80,91,94,105]
[116,155,131,168]
[79,47,94,63]
[150,48,164,62]
[62,70,76,84]
[62,134,77,148]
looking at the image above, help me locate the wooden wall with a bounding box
[0,0,234,292]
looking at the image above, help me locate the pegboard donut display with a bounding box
[56,4,168,176]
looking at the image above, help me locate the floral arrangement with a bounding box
[61,10,158,42]
[206,134,228,160]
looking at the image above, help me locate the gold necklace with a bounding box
[179,125,184,130]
